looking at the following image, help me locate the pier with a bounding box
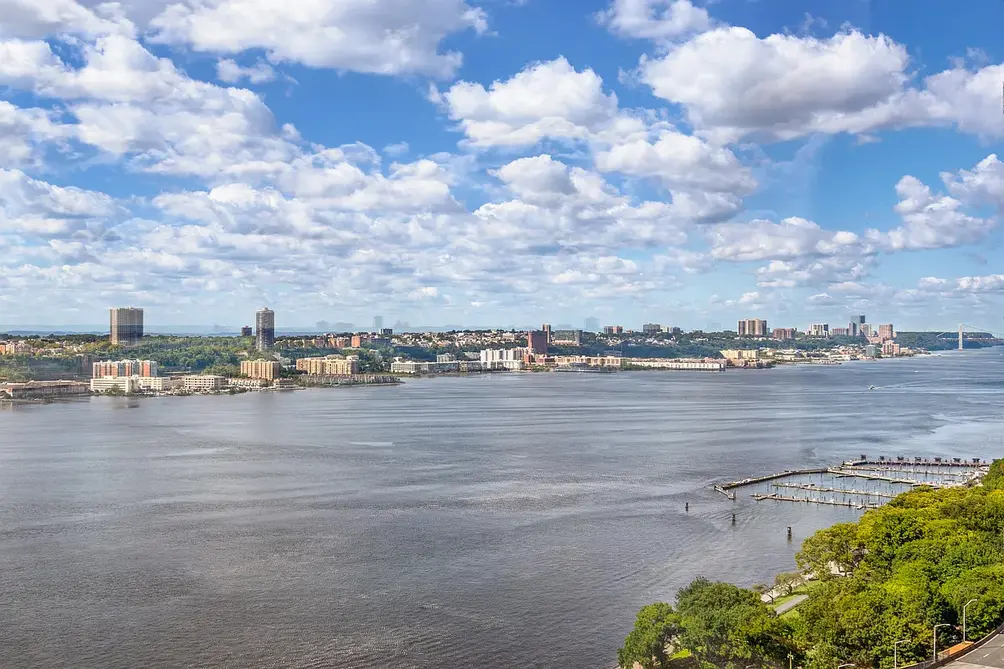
[772,483,898,499]
[717,468,830,491]
[844,458,988,469]
[828,467,946,487]
[752,493,882,510]
[839,466,972,478]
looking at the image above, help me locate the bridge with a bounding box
[933,324,1004,350]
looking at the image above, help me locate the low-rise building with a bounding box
[1,380,90,398]
[227,377,270,390]
[136,376,180,391]
[0,340,32,355]
[627,358,726,371]
[90,376,141,394]
[181,375,226,391]
[551,355,623,368]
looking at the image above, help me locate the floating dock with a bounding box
[752,493,881,510]
[827,467,942,487]
[772,483,897,499]
[844,458,988,469]
[840,466,971,477]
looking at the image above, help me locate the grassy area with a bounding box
[669,649,692,660]
[769,579,822,611]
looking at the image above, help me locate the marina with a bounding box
[716,456,990,510]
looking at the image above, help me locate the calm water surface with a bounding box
[2,349,1003,668]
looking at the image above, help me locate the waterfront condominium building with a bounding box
[295,356,360,375]
[92,359,159,378]
[255,308,275,351]
[878,324,895,341]
[737,319,768,337]
[240,359,282,380]
[772,328,797,341]
[109,307,144,345]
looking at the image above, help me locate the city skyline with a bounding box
[1,1,1004,329]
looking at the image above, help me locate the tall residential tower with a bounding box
[109,307,144,345]
[256,308,275,351]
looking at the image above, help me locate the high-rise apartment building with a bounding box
[772,328,797,341]
[642,323,662,334]
[602,325,624,335]
[109,307,144,345]
[551,329,583,345]
[878,324,895,341]
[808,323,830,337]
[241,326,253,337]
[857,315,867,325]
[584,317,600,332]
[527,330,548,354]
[373,315,384,332]
[255,308,275,351]
[737,319,768,337]
[848,321,860,337]
[542,323,552,342]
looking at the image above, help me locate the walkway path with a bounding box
[948,633,1004,669]
[774,594,808,615]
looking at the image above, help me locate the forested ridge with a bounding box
[620,460,1004,669]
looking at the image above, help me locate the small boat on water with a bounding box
[868,385,877,390]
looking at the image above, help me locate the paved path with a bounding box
[773,594,808,615]
[948,633,1004,669]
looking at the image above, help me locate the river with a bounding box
[1,349,1002,668]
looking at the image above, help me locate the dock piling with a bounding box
[787,526,792,541]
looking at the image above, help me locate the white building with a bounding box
[390,360,460,374]
[808,323,830,337]
[479,348,525,370]
[627,358,725,371]
[227,377,270,389]
[136,376,180,391]
[90,376,141,394]
[181,375,226,391]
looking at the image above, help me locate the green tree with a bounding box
[675,578,796,669]
[618,603,681,669]
[774,572,800,596]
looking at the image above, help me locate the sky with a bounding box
[1,0,1004,332]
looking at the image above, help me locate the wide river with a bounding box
[2,349,1003,668]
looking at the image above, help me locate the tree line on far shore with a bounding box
[619,460,1004,669]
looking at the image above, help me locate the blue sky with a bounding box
[1,0,1003,332]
